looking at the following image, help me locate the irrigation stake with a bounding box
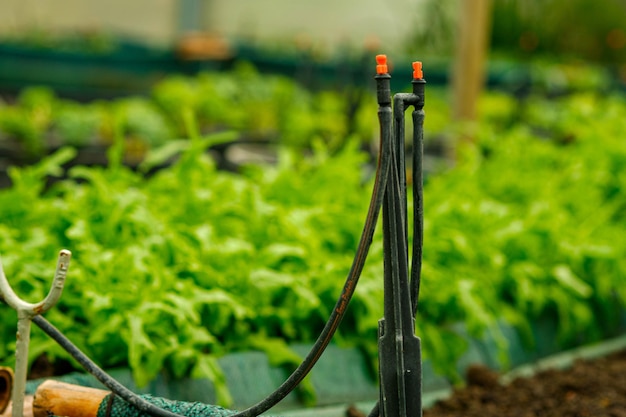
[375,55,425,417]
[0,249,71,417]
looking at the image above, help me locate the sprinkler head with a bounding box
[376,54,388,75]
[412,61,423,80]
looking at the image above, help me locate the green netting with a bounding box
[95,394,280,417]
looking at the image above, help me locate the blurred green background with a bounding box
[0,0,624,412]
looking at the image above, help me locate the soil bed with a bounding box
[422,348,626,417]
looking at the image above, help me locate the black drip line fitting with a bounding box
[371,56,426,417]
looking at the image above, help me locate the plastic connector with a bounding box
[376,54,388,75]
[412,61,423,80]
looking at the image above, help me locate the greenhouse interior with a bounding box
[0,1,625,416]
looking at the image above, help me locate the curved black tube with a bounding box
[33,132,391,417]
[230,124,392,417]
[33,315,185,417]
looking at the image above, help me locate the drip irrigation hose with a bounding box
[33,315,186,417]
[32,113,392,417]
[230,101,393,417]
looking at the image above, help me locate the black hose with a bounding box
[33,315,186,417]
[230,121,392,417]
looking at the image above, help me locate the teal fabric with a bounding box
[95,394,280,417]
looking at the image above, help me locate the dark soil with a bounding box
[348,348,626,417]
[423,348,626,417]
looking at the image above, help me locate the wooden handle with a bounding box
[33,380,109,417]
[0,367,13,414]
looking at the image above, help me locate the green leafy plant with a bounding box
[0,87,55,155]
[0,132,380,405]
[52,101,104,147]
[151,64,373,151]
[0,89,624,406]
[0,66,377,164]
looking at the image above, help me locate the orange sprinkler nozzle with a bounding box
[412,61,423,79]
[376,54,388,74]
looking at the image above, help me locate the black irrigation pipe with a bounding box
[368,57,426,417]
[228,59,394,417]
[33,314,186,417]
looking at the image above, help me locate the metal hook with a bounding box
[0,249,71,417]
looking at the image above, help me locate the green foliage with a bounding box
[0,89,625,404]
[0,135,377,406]
[151,63,367,151]
[491,0,626,63]
[0,87,54,155]
[406,0,626,64]
[0,66,376,161]
[52,101,105,146]
[418,92,626,374]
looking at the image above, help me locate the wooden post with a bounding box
[450,0,493,155]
